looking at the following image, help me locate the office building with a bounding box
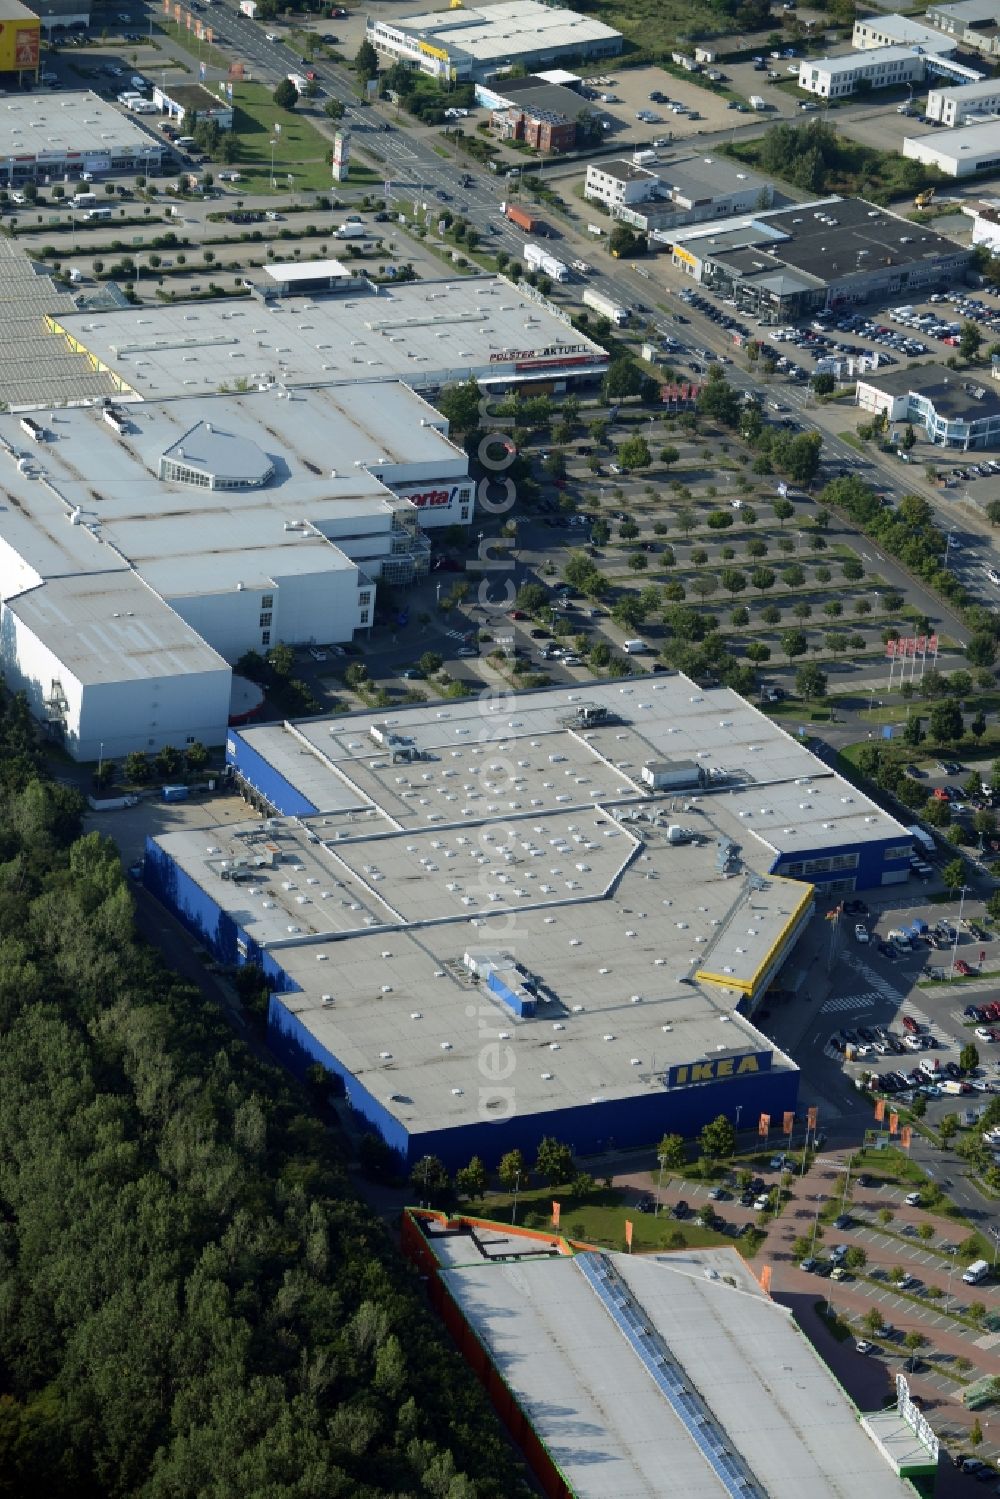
[856,363,1000,448]
[0,89,161,184]
[903,118,1000,175]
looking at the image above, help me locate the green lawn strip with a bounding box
[463,1183,732,1251]
[219,84,342,194]
[155,18,229,71]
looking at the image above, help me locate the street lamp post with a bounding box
[735,1104,742,1134]
[269,137,277,190]
[656,1152,668,1216]
[949,886,971,980]
[97,740,104,779]
[990,1225,1000,1270]
[511,1169,522,1226]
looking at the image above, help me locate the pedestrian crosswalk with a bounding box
[821,991,885,1013]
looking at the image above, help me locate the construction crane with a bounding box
[913,188,936,210]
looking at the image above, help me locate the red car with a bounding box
[955,959,974,977]
[509,609,527,620]
[933,786,951,801]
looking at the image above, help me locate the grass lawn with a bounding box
[155,18,230,72]
[222,85,358,194]
[464,1183,739,1254]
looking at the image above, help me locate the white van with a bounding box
[86,207,112,221]
[73,191,97,207]
[963,1259,989,1285]
[622,639,648,655]
[175,135,196,150]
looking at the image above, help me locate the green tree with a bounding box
[324,97,346,120]
[960,1042,980,1074]
[698,1113,736,1160]
[972,1418,984,1449]
[618,434,652,471]
[720,567,747,598]
[273,76,298,110]
[660,444,680,468]
[903,713,924,748]
[844,1245,867,1269]
[942,856,965,892]
[436,376,482,431]
[657,1132,686,1169]
[862,1307,885,1335]
[938,1113,959,1144]
[929,697,963,743]
[903,1330,926,1351]
[534,1136,576,1185]
[960,320,984,361]
[124,749,151,784]
[355,38,379,81]
[796,662,827,699]
[750,566,776,595]
[967,632,997,669]
[781,629,808,663]
[811,371,835,396]
[498,1149,527,1192]
[409,1153,451,1204]
[454,1155,488,1199]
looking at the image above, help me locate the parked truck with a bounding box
[749,94,768,111]
[335,221,366,238]
[239,0,257,12]
[502,201,545,235]
[582,286,630,326]
[287,72,309,94]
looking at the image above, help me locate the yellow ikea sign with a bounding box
[674,246,698,268]
[668,1050,772,1088]
[419,41,450,60]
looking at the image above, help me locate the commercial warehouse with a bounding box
[671,197,971,319]
[366,0,621,82]
[586,154,774,232]
[143,680,913,1167]
[404,1214,935,1499]
[49,273,609,399]
[903,118,1000,176]
[0,381,471,758]
[0,90,162,183]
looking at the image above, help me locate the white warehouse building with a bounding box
[0,382,472,760]
[903,119,1000,175]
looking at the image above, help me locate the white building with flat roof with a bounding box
[0,90,162,183]
[853,13,955,48]
[366,0,622,82]
[927,75,1000,122]
[798,44,937,98]
[586,154,774,230]
[903,118,1000,174]
[49,274,609,400]
[0,381,472,759]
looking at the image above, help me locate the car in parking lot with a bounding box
[904,1191,922,1207]
[854,923,869,943]
[672,1199,689,1219]
[855,1339,873,1354]
[799,1256,818,1272]
[753,1194,771,1211]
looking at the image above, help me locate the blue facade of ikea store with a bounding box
[143,833,800,1169]
[267,991,799,1171]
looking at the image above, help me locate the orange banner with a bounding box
[783,1111,794,1136]
[173,2,180,18]
[901,1125,912,1149]
[889,1111,899,1135]
[758,1113,770,1137]
[874,1098,885,1122]
[552,1201,560,1229]
[206,26,213,42]
[807,1106,818,1131]
[760,1264,772,1295]
[162,0,169,11]
[625,1219,633,1250]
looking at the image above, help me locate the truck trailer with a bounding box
[502,202,545,235]
[523,241,569,282]
[582,286,630,326]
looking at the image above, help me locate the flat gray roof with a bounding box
[0,379,465,598]
[0,91,162,161]
[433,1246,916,1499]
[905,118,1000,155]
[51,275,609,396]
[661,154,771,201]
[8,571,226,686]
[382,1,621,63]
[149,678,909,1135]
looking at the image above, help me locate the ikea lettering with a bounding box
[667,1050,772,1088]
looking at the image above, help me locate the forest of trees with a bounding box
[0,694,528,1498]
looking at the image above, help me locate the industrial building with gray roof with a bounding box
[142,679,914,1167]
